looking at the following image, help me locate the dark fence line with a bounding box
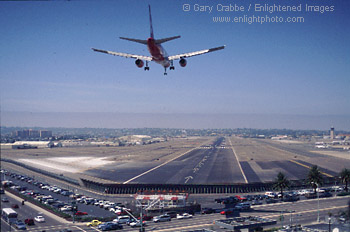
[1,159,80,186]
[81,177,337,195]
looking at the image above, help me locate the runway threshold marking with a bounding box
[123,146,203,184]
[228,137,248,184]
[289,160,334,177]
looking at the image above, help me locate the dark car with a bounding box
[101,223,123,231]
[320,192,332,198]
[164,211,177,218]
[266,198,278,204]
[25,218,35,226]
[282,195,300,202]
[201,208,214,214]
[11,204,19,208]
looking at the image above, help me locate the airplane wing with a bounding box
[91,48,153,61]
[168,45,225,60]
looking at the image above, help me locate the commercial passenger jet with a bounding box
[92,5,225,75]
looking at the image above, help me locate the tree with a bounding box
[340,168,350,192]
[274,172,290,199]
[307,165,323,193]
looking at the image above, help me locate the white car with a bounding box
[113,215,130,224]
[34,215,45,223]
[176,213,193,219]
[129,220,147,228]
[60,206,72,211]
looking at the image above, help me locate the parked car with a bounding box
[266,198,278,204]
[265,191,276,198]
[252,200,263,205]
[201,207,214,214]
[220,209,233,215]
[34,215,45,223]
[60,205,72,211]
[153,214,171,222]
[24,218,35,226]
[75,211,88,216]
[237,202,251,210]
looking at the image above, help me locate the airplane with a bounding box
[92,5,225,75]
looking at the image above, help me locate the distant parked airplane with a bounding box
[92,5,225,75]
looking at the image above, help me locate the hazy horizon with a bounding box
[1,111,349,131]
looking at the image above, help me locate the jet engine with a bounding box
[135,59,144,68]
[179,58,187,67]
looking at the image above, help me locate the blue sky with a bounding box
[1,0,349,129]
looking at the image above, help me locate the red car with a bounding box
[235,195,247,202]
[75,211,88,216]
[11,204,19,209]
[24,218,35,226]
[220,209,232,215]
[138,215,153,221]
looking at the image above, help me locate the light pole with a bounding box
[312,182,320,222]
[290,210,295,228]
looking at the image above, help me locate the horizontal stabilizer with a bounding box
[155,35,181,44]
[119,37,148,45]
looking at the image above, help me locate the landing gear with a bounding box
[164,67,167,75]
[169,60,175,70]
[144,61,149,71]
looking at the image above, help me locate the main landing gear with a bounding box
[144,61,149,71]
[164,67,167,75]
[169,60,175,70]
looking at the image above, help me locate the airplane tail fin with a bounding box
[155,35,181,44]
[149,5,154,38]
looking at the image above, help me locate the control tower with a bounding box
[330,127,335,140]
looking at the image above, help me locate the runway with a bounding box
[2,136,349,185]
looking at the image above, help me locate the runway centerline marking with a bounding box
[289,159,333,177]
[123,145,205,184]
[228,137,248,183]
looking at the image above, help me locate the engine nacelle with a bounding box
[135,59,144,68]
[179,58,187,67]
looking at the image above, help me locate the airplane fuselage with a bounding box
[147,38,170,68]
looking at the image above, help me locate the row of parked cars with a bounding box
[85,211,194,231]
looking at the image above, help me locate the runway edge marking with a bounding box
[228,137,248,184]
